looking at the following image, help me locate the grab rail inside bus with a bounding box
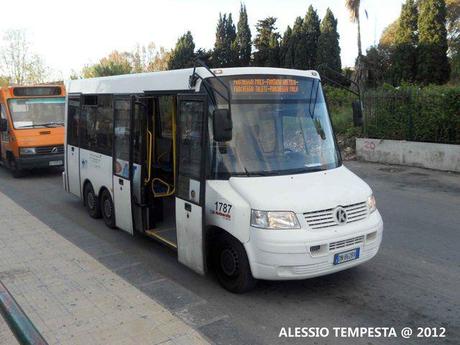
[144,129,153,184]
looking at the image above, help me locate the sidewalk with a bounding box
[0,190,209,345]
[0,317,18,345]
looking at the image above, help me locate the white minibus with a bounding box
[63,65,383,292]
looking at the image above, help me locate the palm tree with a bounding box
[345,0,362,57]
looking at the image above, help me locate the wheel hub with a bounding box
[87,192,95,209]
[104,198,112,218]
[220,248,239,277]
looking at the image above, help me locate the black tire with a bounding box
[84,183,101,219]
[9,157,24,178]
[213,234,257,293]
[100,189,116,229]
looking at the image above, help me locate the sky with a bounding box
[0,0,404,79]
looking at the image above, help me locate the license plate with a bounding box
[333,248,360,265]
[49,160,63,166]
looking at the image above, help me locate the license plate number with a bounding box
[334,248,360,265]
[49,160,63,166]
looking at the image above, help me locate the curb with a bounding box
[0,281,47,345]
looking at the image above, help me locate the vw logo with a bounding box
[51,147,58,154]
[334,207,347,225]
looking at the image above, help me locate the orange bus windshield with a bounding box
[7,97,65,129]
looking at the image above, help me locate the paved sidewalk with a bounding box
[0,190,209,345]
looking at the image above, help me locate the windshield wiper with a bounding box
[36,122,64,127]
[16,122,64,128]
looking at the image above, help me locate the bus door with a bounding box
[175,94,207,275]
[66,95,81,196]
[113,97,134,234]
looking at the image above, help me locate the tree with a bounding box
[317,8,342,75]
[212,13,238,67]
[0,29,49,84]
[280,26,293,68]
[168,31,196,70]
[303,5,321,69]
[0,76,10,86]
[195,48,213,66]
[447,0,460,52]
[362,46,392,87]
[417,0,450,84]
[82,51,132,78]
[267,34,281,67]
[391,0,418,84]
[379,19,399,49]
[146,47,171,72]
[236,4,252,66]
[447,0,460,81]
[253,17,280,67]
[291,17,305,69]
[345,0,363,57]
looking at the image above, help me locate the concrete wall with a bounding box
[356,138,460,172]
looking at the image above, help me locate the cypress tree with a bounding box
[291,17,305,69]
[236,4,252,66]
[417,0,450,84]
[392,0,418,84]
[267,34,281,67]
[254,17,280,67]
[212,14,238,67]
[303,5,321,69]
[280,26,293,68]
[317,8,342,74]
[212,14,226,67]
[168,31,195,70]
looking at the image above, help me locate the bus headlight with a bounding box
[251,210,300,229]
[367,194,377,213]
[20,147,37,155]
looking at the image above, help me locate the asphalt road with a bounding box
[0,161,459,345]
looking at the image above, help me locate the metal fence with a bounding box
[362,87,460,145]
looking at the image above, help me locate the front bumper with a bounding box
[245,211,383,280]
[16,154,64,170]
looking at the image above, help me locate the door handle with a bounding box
[184,203,192,212]
[119,179,124,185]
[71,147,75,152]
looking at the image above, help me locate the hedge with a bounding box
[323,86,356,135]
[362,84,460,144]
[325,84,460,144]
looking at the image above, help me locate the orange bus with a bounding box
[0,85,66,177]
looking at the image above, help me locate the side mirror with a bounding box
[352,100,363,127]
[0,118,8,132]
[213,109,233,142]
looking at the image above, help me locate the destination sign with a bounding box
[232,78,300,94]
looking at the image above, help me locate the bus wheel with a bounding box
[84,183,101,219]
[101,189,116,229]
[213,234,257,293]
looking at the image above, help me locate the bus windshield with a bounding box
[208,75,340,178]
[8,97,65,129]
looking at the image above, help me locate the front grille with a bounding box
[304,202,368,229]
[329,235,364,251]
[35,145,64,155]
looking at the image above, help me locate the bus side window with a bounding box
[0,104,8,142]
[67,97,80,147]
[80,95,113,155]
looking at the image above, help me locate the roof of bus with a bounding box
[66,67,321,95]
